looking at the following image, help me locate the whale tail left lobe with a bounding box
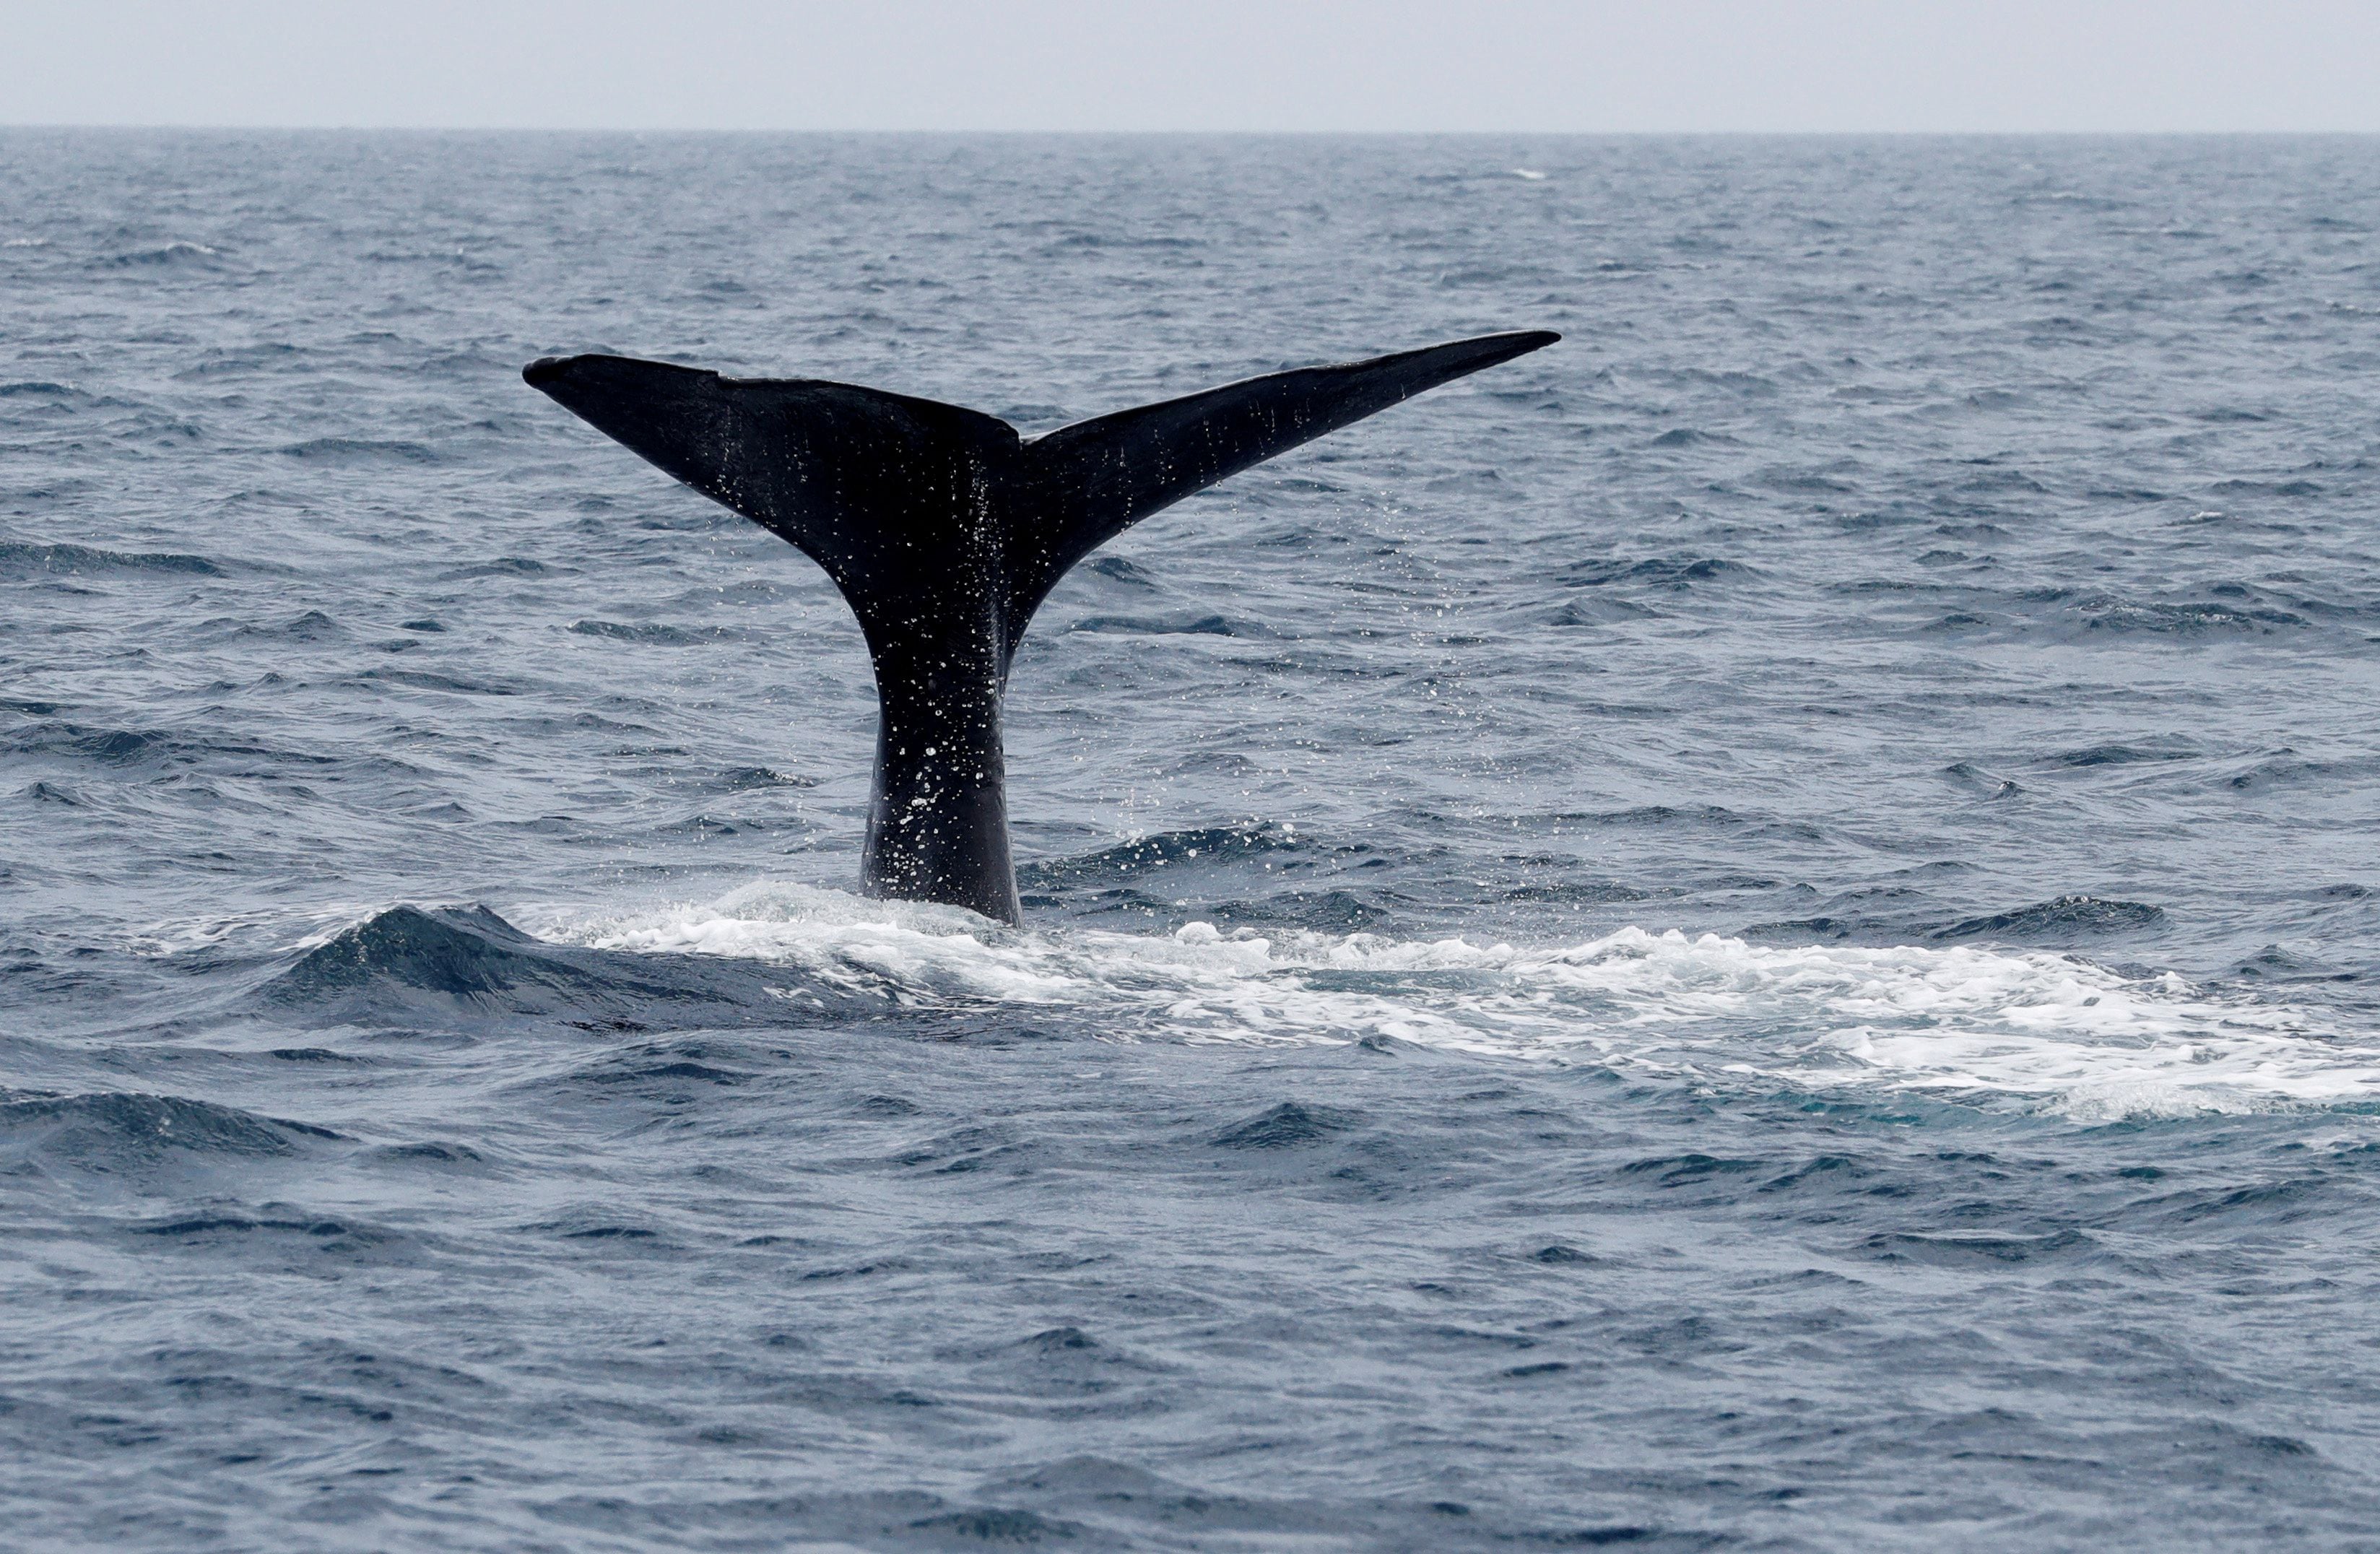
[520,354,1024,647]
[525,331,1557,921]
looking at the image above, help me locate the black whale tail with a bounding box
[525,331,1558,923]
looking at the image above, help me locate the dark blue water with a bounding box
[6,131,2380,1549]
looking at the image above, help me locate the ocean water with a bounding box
[4,131,2380,1549]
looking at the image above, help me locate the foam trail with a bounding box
[524,882,2379,1119]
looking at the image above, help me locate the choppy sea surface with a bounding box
[4,132,2380,1549]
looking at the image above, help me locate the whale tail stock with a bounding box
[524,331,1558,923]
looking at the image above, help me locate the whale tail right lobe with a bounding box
[525,331,1557,920]
[1006,330,1559,630]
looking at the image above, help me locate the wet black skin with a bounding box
[524,331,1558,924]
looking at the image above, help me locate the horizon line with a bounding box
[7,123,2379,137]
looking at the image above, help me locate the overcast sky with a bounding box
[6,0,2378,134]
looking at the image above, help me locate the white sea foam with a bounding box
[524,881,2380,1120]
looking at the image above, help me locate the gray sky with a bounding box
[6,0,2378,133]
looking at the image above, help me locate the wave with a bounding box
[275,436,441,464]
[522,882,2376,1121]
[1,720,336,771]
[2082,601,2310,635]
[0,1089,339,1168]
[0,539,224,576]
[568,619,717,646]
[1018,822,1307,886]
[263,903,846,1025]
[1066,612,1279,638]
[102,240,222,267]
[1561,555,1756,589]
[1932,895,2165,942]
[342,666,529,698]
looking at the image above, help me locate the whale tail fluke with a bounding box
[525,331,1557,653]
[526,331,1557,921]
